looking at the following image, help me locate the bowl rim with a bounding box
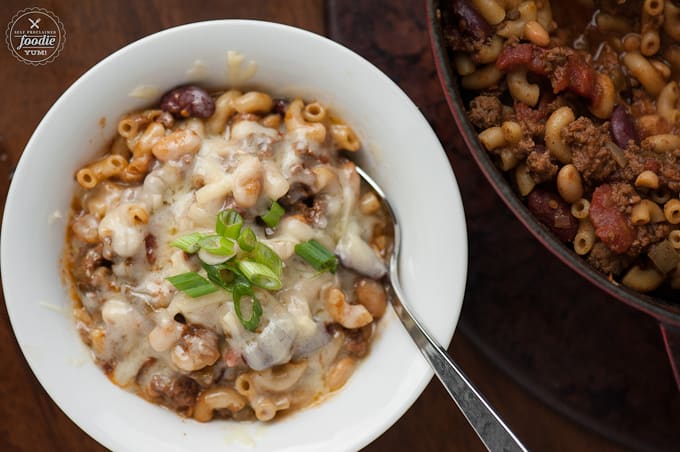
[1,18,468,452]
[425,0,680,326]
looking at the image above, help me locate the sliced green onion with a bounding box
[254,242,282,276]
[238,226,257,252]
[216,209,243,239]
[232,280,262,331]
[166,272,218,297]
[170,232,205,253]
[237,260,282,290]
[295,239,338,273]
[226,270,249,291]
[198,235,237,256]
[260,201,285,228]
[202,262,235,290]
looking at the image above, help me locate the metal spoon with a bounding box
[356,166,528,452]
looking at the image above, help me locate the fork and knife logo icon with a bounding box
[6,8,65,65]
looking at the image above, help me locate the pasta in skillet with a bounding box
[444,0,680,294]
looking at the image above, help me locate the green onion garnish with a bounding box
[170,232,206,253]
[253,242,282,276]
[232,280,262,331]
[238,260,282,290]
[238,226,257,252]
[198,235,237,256]
[294,239,338,273]
[202,262,235,290]
[166,209,288,331]
[216,209,243,239]
[260,201,285,228]
[166,272,218,297]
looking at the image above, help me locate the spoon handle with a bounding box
[387,273,527,452]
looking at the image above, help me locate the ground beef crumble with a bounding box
[608,183,641,215]
[587,242,634,276]
[563,117,620,184]
[468,95,502,129]
[512,97,567,137]
[629,223,672,257]
[526,145,558,183]
[148,375,201,416]
[611,144,658,185]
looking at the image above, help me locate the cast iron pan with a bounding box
[425,0,680,388]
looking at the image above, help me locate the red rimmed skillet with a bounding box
[425,0,680,389]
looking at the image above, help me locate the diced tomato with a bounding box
[590,184,635,253]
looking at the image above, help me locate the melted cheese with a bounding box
[66,98,390,422]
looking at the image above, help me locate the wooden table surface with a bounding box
[0,1,643,451]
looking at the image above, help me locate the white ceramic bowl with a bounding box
[1,20,467,452]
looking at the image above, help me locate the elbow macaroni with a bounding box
[545,107,575,164]
[285,98,327,142]
[507,69,540,106]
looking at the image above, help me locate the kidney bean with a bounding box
[451,0,492,41]
[160,85,215,119]
[610,105,638,148]
[527,188,578,242]
[589,184,635,254]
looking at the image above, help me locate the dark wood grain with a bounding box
[0,1,650,451]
